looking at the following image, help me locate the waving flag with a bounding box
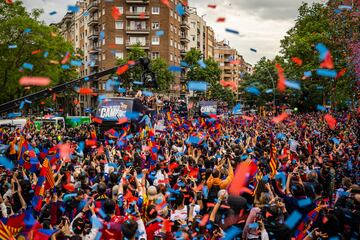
[269,134,278,177]
[17,137,39,172]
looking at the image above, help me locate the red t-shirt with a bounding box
[146,219,162,240]
[101,215,124,240]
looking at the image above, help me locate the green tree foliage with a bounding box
[116,44,174,92]
[183,49,236,107]
[0,0,78,104]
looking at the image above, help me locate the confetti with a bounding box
[116,64,129,75]
[250,48,257,52]
[223,226,242,240]
[62,64,70,70]
[67,5,80,13]
[61,52,71,64]
[272,113,289,124]
[338,5,352,10]
[188,81,208,92]
[197,59,207,68]
[112,7,121,20]
[168,66,182,72]
[336,68,346,78]
[304,71,312,77]
[92,117,103,124]
[43,51,49,58]
[324,114,336,130]
[24,28,32,33]
[133,81,143,85]
[71,60,82,67]
[49,11,57,15]
[0,156,15,170]
[245,86,260,96]
[208,4,217,9]
[320,52,334,69]
[265,89,273,93]
[8,44,17,49]
[19,77,50,86]
[275,63,286,92]
[285,80,301,90]
[284,211,302,229]
[22,63,33,71]
[228,161,253,195]
[225,28,239,34]
[316,69,337,78]
[291,57,303,66]
[156,30,165,36]
[216,17,226,22]
[176,3,185,16]
[142,90,153,97]
[83,11,89,17]
[316,105,326,111]
[100,31,105,40]
[297,198,312,208]
[79,88,94,95]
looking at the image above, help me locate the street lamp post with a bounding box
[263,66,277,113]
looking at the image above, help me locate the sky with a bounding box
[22,0,323,65]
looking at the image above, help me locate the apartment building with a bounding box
[214,40,246,95]
[57,0,190,112]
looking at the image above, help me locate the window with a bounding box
[152,6,160,14]
[152,22,160,30]
[115,36,123,45]
[115,52,123,59]
[115,21,124,30]
[170,24,173,32]
[191,22,196,29]
[170,39,173,46]
[102,53,106,60]
[128,21,146,30]
[129,36,146,45]
[170,10,173,17]
[130,6,146,13]
[102,23,105,30]
[170,53,173,61]
[102,9,105,15]
[191,35,195,41]
[116,6,124,14]
[152,36,160,45]
[102,38,105,45]
[151,52,160,59]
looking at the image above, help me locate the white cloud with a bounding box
[22,0,323,65]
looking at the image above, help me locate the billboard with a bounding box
[199,101,217,115]
[96,98,144,120]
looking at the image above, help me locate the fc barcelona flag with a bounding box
[17,137,39,172]
[45,146,60,165]
[269,134,278,177]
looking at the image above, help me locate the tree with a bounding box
[115,44,174,92]
[0,0,78,104]
[183,49,237,107]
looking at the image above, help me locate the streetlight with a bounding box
[262,65,277,113]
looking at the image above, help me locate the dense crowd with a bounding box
[0,110,359,240]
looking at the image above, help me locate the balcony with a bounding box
[88,16,99,26]
[125,11,150,19]
[125,40,150,49]
[180,49,186,56]
[126,26,150,34]
[180,36,189,43]
[88,46,100,54]
[88,30,99,40]
[89,60,99,67]
[126,0,149,3]
[87,1,99,13]
[180,23,189,30]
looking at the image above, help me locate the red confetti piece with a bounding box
[127,60,136,65]
[5,0,13,4]
[112,6,121,20]
[79,88,93,95]
[228,161,253,196]
[58,143,72,162]
[73,99,80,105]
[116,64,129,75]
[272,112,289,124]
[336,68,346,79]
[208,4,217,8]
[19,76,50,86]
[52,93,56,101]
[61,52,70,64]
[92,117,103,124]
[161,0,170,7]
[31,49,42,55]
[275,63,286,92]
[40,101,45,105]
[85,140,97,147]
[199,214,209,226]
[97,145,104,155]
[291,57,303,66]
[324,114,336,130]
[220,80,237,91]
[320,52,334,69]
[117,117,129,125]
[243,116,254,121]
[140,12,145,19]
[230,60,241,65]
[216,17,226,22]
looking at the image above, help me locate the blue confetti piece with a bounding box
[304,71,312,77]
[316,105,326,111]
[126,112,140,120]
[225,28,239,34]
[24,99,32,104]
[245,86,260,96]
[188,81,208,91]
[126,134,134,140]
[142,90,153,97]
[338,5,352,10]
[224,226,242,240]
[176,3,185,16]
[68,5,80,13]
[249,222,259,229]
[8,44,17,49]
[232,103,241,114]
[284,210,302,229]
[316,86,324,90]
[250,48,257,52]
[84,77,89,81]
[180,61,188,67]
[187,136,200,145]
[315,43,329,61]
[100,31,105,40]
[316,69,337,78]
[198,59,207,68]
[7,112,21,118]
[118,87,126,93]
[43,51,49,58]
[24,28,32,33]
[62,64,70,69]
[285,80,301,90]
[297,198,312,208]
[276,133,286,140]
[83,11,89,17]
[49,11,57,15]
[98,208,107,218]
[156,30,164,36]
[330,138,340,145]
[168,65,182,72]
[91,215,103,229]
[71,60,82,67]
[0,156,14,170]
[275,172,286,191]
[19,101,25,110]
[133,81,143,85]
[23,63,33,71]
[265,89,273,93]
[334,9,342,14]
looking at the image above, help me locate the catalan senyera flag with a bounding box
[42,158,55,190]
[0,221,18,240]
[269,134,278,177]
